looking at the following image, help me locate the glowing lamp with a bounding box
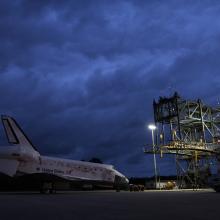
[148,124,156,130]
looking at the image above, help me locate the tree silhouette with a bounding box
[88,158,103,164]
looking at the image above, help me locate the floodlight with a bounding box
[148,124,156,130]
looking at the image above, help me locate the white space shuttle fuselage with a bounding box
[0,116,128,190]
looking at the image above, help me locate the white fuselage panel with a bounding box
[17,156,116,182]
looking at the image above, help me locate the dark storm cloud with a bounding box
[0,0,220,177]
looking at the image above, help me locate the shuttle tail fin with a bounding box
[1,115,38,152]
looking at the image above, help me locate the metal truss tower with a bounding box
[144,92,220,188]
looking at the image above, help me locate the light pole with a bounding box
[148,124,158,189]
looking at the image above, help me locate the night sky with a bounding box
[0,0,220,177]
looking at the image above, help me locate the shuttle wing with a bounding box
[0,159,19,176]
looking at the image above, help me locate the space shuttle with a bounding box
[0,116,128,192]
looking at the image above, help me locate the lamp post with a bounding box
[148,124,158,189]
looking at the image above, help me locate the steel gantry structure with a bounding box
[144,92,220,188]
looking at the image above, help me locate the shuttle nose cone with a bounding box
[125,177,129,183]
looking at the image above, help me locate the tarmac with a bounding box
[0,189,219,220]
